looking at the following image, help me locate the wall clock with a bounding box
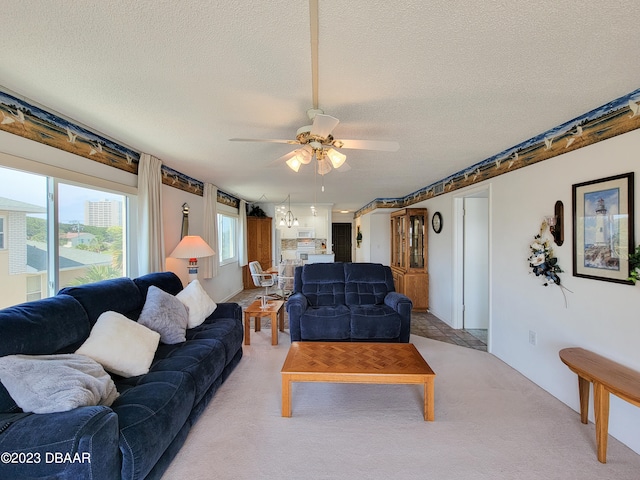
[432,212,442,233]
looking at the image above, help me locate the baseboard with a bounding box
[220,287,244,303]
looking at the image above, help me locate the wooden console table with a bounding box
[559,347,640,463]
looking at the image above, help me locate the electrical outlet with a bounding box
[529,330,537,346]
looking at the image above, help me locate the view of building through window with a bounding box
[0,165,127,308]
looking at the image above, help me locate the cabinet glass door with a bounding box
[409,214,424,269]
[398,216,406,269]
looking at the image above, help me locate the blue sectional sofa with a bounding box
[0,272,243,480]
[286,262,413,342]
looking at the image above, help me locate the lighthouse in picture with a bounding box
[594,197,609,246]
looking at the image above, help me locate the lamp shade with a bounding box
[170,235,215,259]
[297,145,313,164]
[317,157,332,175]
[326,148,346,169]
[286,157,301,172]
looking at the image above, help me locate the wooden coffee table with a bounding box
[281,342,436,420]
[243,299,285,345]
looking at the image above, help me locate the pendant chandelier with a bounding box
[278,194,299,228]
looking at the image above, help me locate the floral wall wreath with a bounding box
[527,220,571,305]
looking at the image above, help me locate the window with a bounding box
[217,213,238,265]
[0,216,5,249]
[58,183,127,289]
[0,165,130,309]
[26,275,42,301]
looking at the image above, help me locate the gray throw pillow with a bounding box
[138,286,189,344]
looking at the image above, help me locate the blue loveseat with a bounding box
[0,272,243,480]
[286,262,412,342]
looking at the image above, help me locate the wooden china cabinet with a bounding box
[390,208,428,311]
[242,216,272,289]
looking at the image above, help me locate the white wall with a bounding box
[368,128,640,455]
[354,211,392,264]
[355,214,370,262]
[489,130,640,455]
[369,213,391,264]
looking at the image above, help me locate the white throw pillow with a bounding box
[76,311,160,377]
[175,279,217,328]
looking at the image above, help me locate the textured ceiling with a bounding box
[2,1,640,212]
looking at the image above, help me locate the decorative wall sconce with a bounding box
[545,200,564,246]
[180,203,189,239]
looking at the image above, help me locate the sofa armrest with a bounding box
[0,406,120,480]
[206,302,241,322]
[384,291,412,312]
[286,293,309,342]
[384,292,413,343]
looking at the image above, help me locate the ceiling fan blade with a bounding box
[335,162,352,172]
[230,138,300,145]
[335,139,400,152]
[310,114,339,138]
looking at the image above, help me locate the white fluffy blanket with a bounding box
[0,353,119,414]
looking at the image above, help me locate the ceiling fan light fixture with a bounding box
[286,157,301,172]
[297,145,313,164]
[326,148,346,169]
[317,157,332,175]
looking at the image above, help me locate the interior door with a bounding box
[463,197,489,329]
[332,223,352,262]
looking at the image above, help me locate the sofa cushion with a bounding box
[149,338,226,404]
[0,406,120,480]
[111,371,195,480]
[0,294,90,357]
[188,317,243,366]
[133,271,184,298]
[300,263,346,306]
[344,263,395,306]
[176,280,217,328]
[137,286,189,344]
[299,305,351,340]
[59,277,143,324]
[76,311,160,378]
[349,305,402,340]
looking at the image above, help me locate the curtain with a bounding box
[238,199,248,267]
[202,183,218,279]
[137,153,165,274]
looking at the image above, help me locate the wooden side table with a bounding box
[243,299,285,346]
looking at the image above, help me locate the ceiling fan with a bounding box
[230,108,399,174]
[229,0,399,175]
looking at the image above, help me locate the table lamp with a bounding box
[169,235,215,282]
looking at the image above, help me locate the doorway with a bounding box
[453,187,490,348]
[332,223,352,262]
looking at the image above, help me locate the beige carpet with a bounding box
[162,331,640,480]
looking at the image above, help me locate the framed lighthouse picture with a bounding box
[572,172,634,284]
